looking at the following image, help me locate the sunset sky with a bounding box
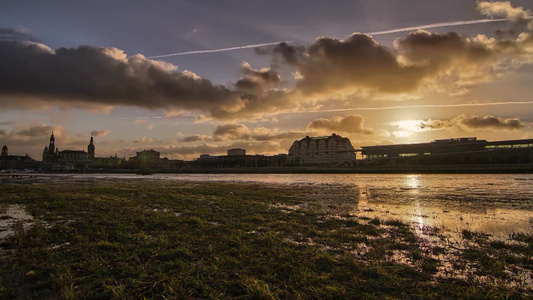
[1,0,532,160]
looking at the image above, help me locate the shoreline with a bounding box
[6,162,533,175]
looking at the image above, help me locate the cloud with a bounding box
[2,1,533,121]
[477,1,532,28]
[212,124,251,141]
[179,134,211,143]
[0,28,36,41]
[17,125,61,137]
[235,62,282,94]
[410,115,523,132]
[293,30,533,96]
[307,115,374,134]
[91,129,111,137]
[0,39,300,120]
[256,42,307,65]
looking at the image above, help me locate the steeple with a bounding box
[1,145,7,157]
[88,133,95,159]
[48,132,55,154]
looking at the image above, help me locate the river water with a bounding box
[27,173,533,238]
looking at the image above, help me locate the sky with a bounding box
[1,0,532,160]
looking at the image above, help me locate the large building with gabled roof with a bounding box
[287,133,356,166]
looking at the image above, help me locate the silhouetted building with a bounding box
[193,150,287,168]
[127,149,183,169]
[227,148,246,156]
[42,132,95,163]
[88,135,95,159]
[287,134,356,166]
[42,132,58,162]
[361,137,533,165]
[0,145,35,170]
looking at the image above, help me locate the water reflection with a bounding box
[404,174,421,190]
[41,173,533,238]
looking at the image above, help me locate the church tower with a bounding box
[88,135,95,159]
[48,132,55,155]
[43,132,57,162]
[1,145,7,157]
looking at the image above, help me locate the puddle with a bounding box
[0,204,34,240]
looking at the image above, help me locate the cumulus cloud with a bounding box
[477,1,532,28]
[416,115,523,131]
[212,124,252,141]
[91,130,111,137]
[273,29,533,96]
[256,2,533,98]
[0,40,291,120]
[307,115,374,134]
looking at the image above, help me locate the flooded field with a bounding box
[18,173,533,239]
[1,173,532,298]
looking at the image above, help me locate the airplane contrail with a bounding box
[122,101,533,121]
[365,18,508,36]
[281,101,533,114]
[146,18,510,59]
[145,41,289,59]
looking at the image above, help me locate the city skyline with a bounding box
[1,1,533,160]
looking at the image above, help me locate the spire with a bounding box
[88,133,95,158]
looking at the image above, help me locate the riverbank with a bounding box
[26,162,533,175]
[1,180,531,298]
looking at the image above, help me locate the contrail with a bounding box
[122,101,533,120]
[145,41,289,59]
[146,18,510,59]
[366,18,508,36]
[282,101,533,114]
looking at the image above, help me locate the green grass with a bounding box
[0,180,531,299]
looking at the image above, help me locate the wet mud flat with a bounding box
[0,178,531,299]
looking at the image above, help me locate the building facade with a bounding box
[287,134,357,166]
[0,145,35,170]
[361,137,533,165]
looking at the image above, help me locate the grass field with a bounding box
[0,180,531,299]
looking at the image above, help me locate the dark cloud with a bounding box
[213,124,251,141]
[257,5,533,98]
[179,134,211,143]
[0,39,301,120]
[419,115,523,131]
[235,62,282,94]
[256,42,307,65]
[17,125,57,137]
[308,115,374,134]
[0,28,36,41]
[91,130,111,137]
[0,41,235,112]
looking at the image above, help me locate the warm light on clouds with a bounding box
[308,115,374,134]
[394,115,523,133]
[1,1,532,160]
[91,130,111,137]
